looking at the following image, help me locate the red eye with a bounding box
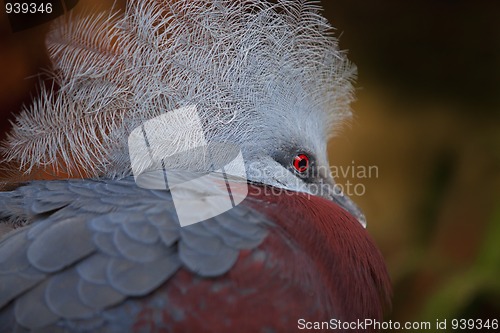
[293,154,309,173]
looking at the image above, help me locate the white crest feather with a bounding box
[1,0,356,178]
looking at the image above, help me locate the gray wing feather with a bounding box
[0,177,269,331]
[107,253,181,296]
[181,226,228,254]
[88,215,119,233]
[27,217,95,272]
[0,231,46,309]
[45,269,96,319]
[26,218,56,239]
[121,218,159,244]
[179,239,239,277]
[76,253,110,284]
[77,279,125,309]
[112,227,165,262]
[14,280,59,329]
[30,193,72,214]
[92,233,121,257]
[203,216,267,248]
[0,274,43,309]
[0,229,31,273]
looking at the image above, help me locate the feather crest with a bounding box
[1,0,356,178]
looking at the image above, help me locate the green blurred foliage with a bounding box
[420,205,500,322]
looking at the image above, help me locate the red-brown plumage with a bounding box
[132,184,391,332]
[251,185,392,322]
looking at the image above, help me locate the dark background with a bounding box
[1,0,499,329]
[324,0,500,327]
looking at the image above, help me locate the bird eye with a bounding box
[293,154,310,173]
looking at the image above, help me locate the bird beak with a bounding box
[331,190,367,228]
[319,181,367,228]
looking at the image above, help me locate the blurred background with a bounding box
[323,0,500,328]
[1,0,499,330]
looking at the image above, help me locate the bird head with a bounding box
[1,0,364,224]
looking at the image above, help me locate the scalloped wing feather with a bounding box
[0,177,269,330]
